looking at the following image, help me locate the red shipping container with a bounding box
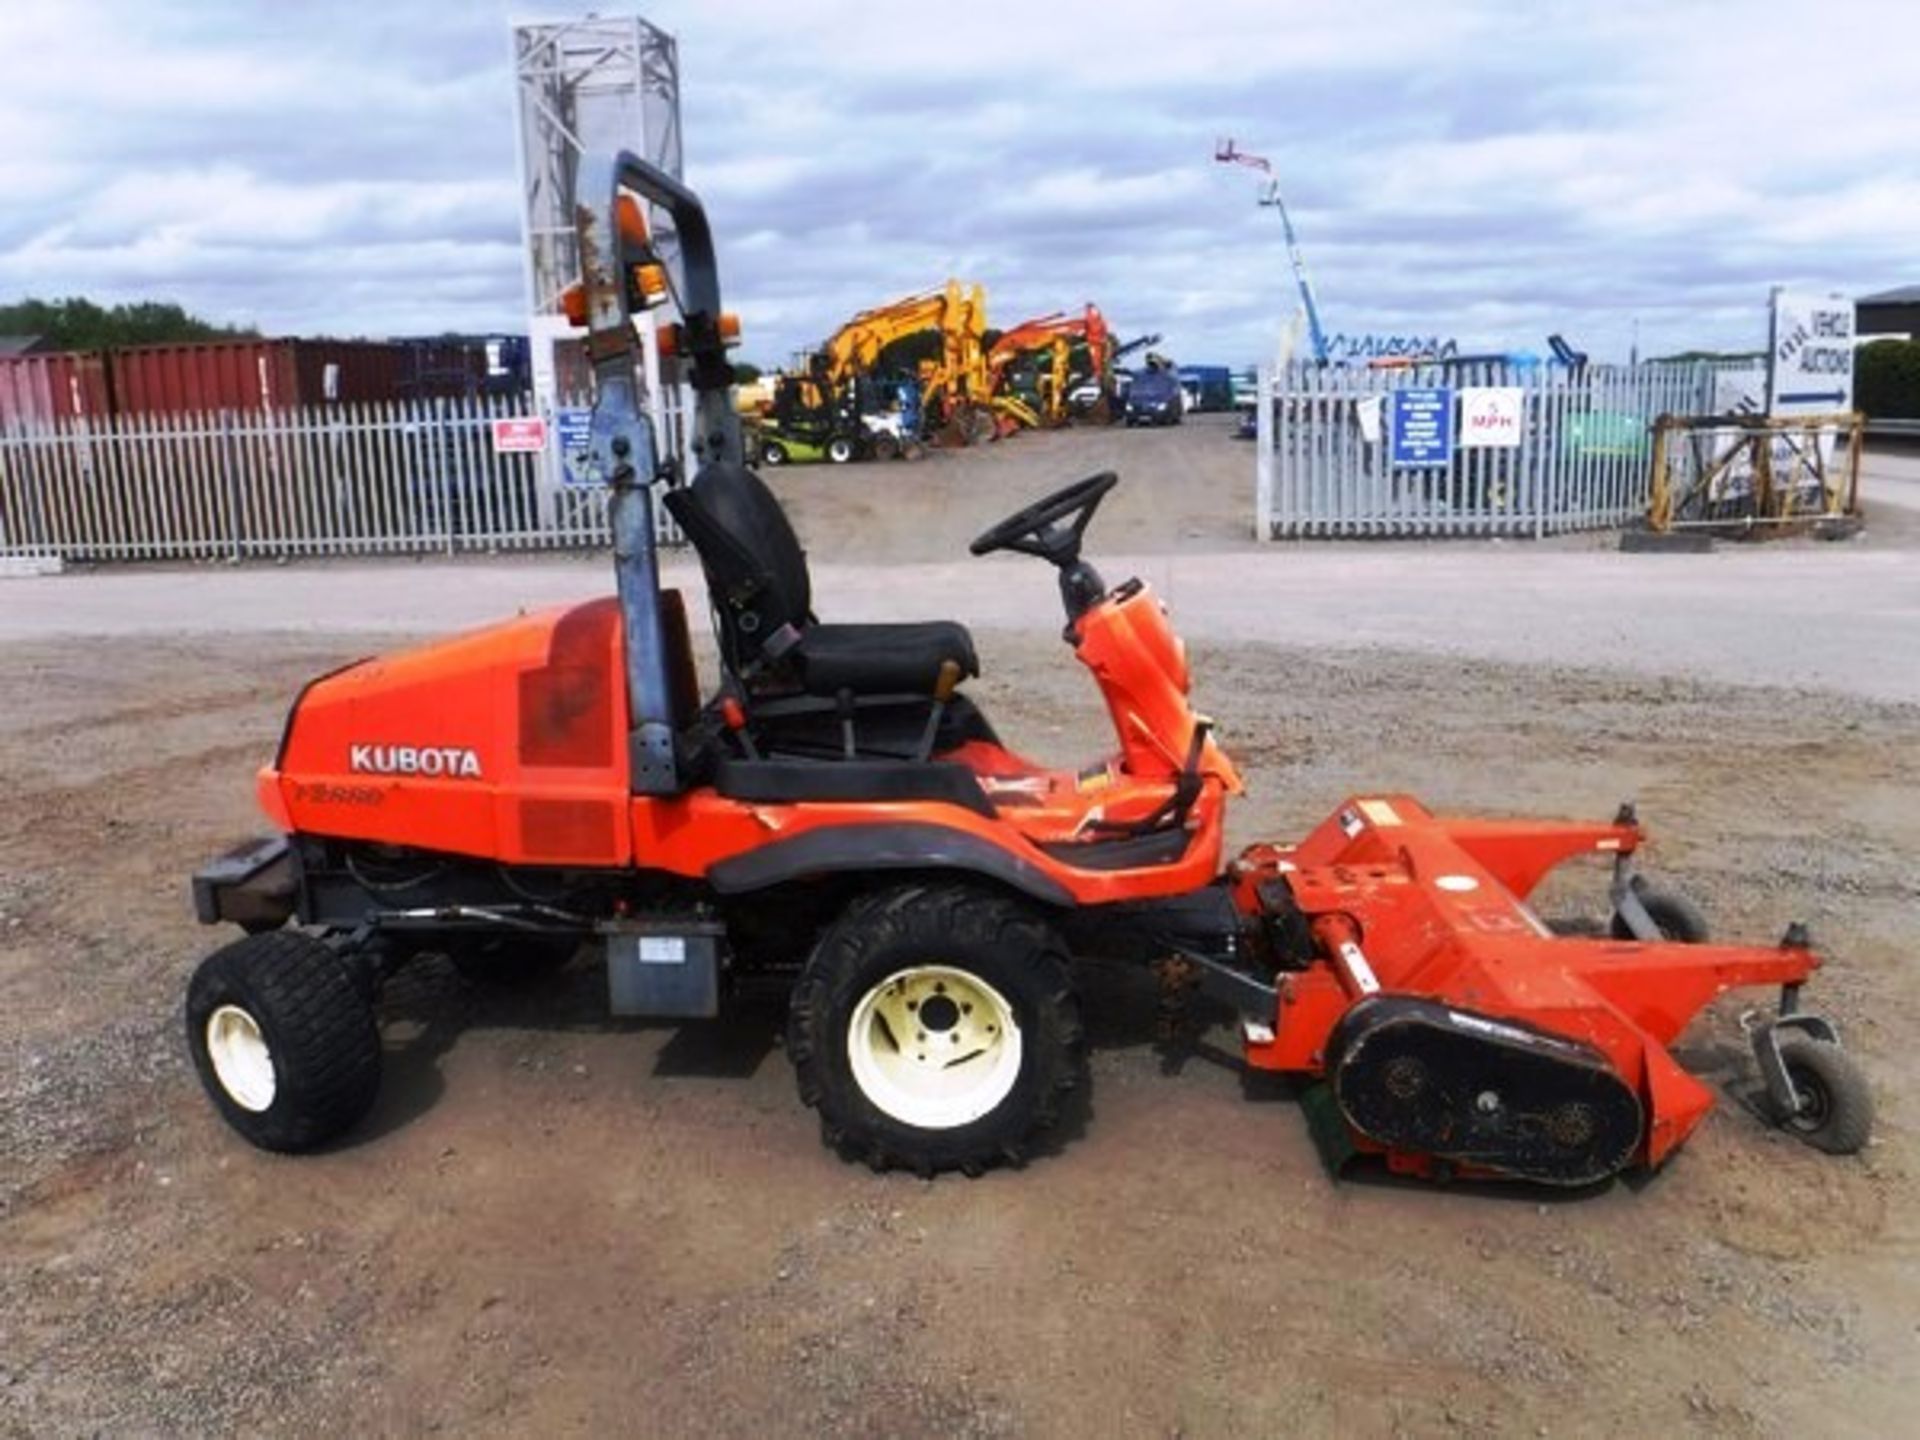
[1,338,503,421]
[104,338,495,415]
[0,351,113,426]
[290,340,483,403]
[106,340,300,413]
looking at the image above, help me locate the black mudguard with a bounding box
[705,822,1074,908]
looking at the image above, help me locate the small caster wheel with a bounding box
[1611,884,1711,943]
[1773,1035,1873,1155]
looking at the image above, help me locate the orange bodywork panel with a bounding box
[1071,582,1241,795]
[261,578,1233,905]
[621,577,1235,903]
[623,783,1225,906]
[266,598,635,868]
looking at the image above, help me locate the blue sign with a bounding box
[1389,388,1454,467]
[555,407,598,486]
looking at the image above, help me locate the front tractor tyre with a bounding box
[185,931,382,1152]
[826,436,857,464]
[788,884,1085,1177]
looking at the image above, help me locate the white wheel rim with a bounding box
[847,965,1023,1129]
[206,1004,277,1112]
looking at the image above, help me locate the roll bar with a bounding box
[574,149,742,467]
[572,150,742,795]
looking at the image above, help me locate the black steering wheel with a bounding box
[968,471,1118,564]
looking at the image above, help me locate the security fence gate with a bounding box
[0,393,684,563]
[1254,360,1766,539]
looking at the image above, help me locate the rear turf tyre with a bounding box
[1610,885,1711,943]
[1775,1035,1873,1155]
[788,884,1084,1177]
[870,433,900,462]
[185,931,382,1152]
[826,436,857,464]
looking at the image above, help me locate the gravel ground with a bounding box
[3,425,1918,1435]
[1,623,1916,1436]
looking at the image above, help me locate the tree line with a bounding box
[0,297,256,351]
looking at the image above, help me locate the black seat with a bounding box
[798,621,977,694]
[663,461,979,697]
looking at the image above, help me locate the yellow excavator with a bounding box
[814,281,1000,446]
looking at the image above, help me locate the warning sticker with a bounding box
[638,936,687,965]
[1357,799,1403,828]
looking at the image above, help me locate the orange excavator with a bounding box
[986,304,1112,428]
[816,281,997,446]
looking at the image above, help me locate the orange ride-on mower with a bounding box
[185,154,1872,1184]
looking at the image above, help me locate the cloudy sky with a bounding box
[0,0,1913,366]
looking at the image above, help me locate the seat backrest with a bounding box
[662,461,812,673]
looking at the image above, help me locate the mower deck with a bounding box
[1234,796,1823,1183]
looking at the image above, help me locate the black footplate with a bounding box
[1328,996,1644,1186]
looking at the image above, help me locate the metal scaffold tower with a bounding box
[511,15,683,411]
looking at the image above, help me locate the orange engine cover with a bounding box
[265,597,638,867]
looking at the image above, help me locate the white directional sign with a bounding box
[1768,290,1854,417]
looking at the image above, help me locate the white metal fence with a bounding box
[1254,360,1765,539]
[0,394,684,563]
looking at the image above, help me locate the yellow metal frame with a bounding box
[1647,411,1863,532]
